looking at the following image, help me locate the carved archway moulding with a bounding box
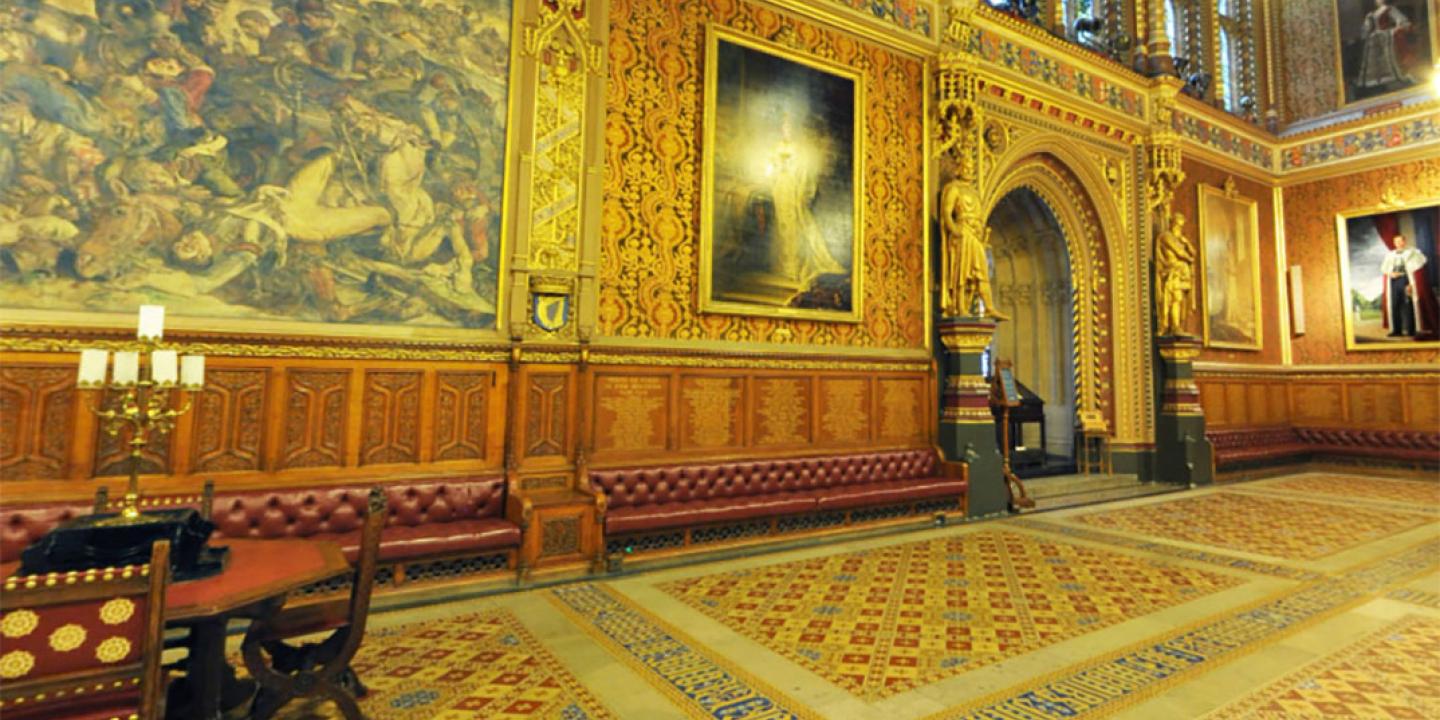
[980,142,1148,446]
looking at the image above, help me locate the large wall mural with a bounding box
[0,0,512,333]
[600,0,927,348]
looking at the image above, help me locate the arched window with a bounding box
[1216,0,1253,114]
[1165,0,1184,58]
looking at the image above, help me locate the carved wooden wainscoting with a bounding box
[1197,368,1440,473]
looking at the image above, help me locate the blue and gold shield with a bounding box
[532,294,570,332]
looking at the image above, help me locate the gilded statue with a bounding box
[940,178,1008,319]
[1154,212,1196,336]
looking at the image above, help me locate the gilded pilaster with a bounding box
[509,0,608,342]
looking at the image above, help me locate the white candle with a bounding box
[113,351,140,385]
[77,349,109,386]
[180,354,206,388]
[137,305,165,340]
[151,350,178,386]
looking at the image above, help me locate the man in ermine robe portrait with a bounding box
[1381,234,1439,339]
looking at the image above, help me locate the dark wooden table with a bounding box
[3,539,351,720]
[165,539,350,720]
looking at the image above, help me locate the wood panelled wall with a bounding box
[1197,371,1440,431]
[1,351,934,503]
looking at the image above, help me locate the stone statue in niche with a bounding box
[1154,212,1197,337]
[940,178,1008,320]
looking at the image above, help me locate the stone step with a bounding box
[1029,482,1182,512]
[1022,473,1146,499]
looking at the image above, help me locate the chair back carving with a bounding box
[0,540,171,720]
[345,487,386,656]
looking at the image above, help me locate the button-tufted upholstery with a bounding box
[1209,426,1440,469]
[2,477,520,566]
[590,449,966,535]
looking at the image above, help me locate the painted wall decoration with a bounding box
[1337,202,1440,350]
[1336,0,1436,105]
[700,28,861,322]
[1198,182,1263,351]
[600,0,926,348]
[0,0,512,334]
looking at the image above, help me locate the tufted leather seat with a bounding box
[1,477,520,567]
[591,449,967,535]
[1208,426,1440,469]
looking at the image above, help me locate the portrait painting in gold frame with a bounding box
[1198,182,1263,351]
[0,0,521,344]
[1336,199,1440,351]
[1333,0,1437,107]
[699,26,864,323]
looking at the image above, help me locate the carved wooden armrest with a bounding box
[940,460,968,481]
[572,481,608,517]
[506,492,534,530]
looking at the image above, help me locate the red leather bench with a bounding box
[2,476,523,573]
[588,448,968,539]
[1208,426,1440,470]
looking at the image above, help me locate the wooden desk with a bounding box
[167,539,350,720]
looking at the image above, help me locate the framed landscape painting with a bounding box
[1198,182,1263,350]
[0,0,514,340]
[1337,201,1440,350]
[699,26,863,322]
[1335,0,1437,105]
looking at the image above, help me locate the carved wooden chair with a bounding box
[241,486,384,720]
[0,540,171,720]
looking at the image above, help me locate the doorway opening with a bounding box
[986,188,1076,479]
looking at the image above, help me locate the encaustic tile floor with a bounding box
[264,471,1440,720]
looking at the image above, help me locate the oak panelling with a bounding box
[360,370,423,466]
[190,368,268,474]
[585,367,927,469]
[523,370,573,461]
[280,369,350,470]
[0,352,511,503]
[1197,372,1437,433]
[0,365,75,480]
[433,371,493,462]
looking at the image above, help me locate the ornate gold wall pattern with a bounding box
[819,378,869,443]
[597,376,666,451]
[600,0,926,348]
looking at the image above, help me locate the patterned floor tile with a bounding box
[276,608,613,720]
[1253,475,1440,508]
[1073,493,1431,560]
[657,529,1241,701]
[1204,615,1440,719]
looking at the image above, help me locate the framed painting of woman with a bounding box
[699,26,864,322]
[1335,0,1437,105]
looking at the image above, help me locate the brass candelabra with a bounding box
[76,306,205,523]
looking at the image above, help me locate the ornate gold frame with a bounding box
[1330,0,1440,109]
[698,24,865,323]
[1335,196,1440,351]
[1198,181,1264,351]
[0,0,527,348]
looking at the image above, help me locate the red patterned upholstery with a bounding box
[590,449,967,535]
[1,477,520,567]
[1208,426,1440,468]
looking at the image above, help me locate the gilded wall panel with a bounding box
[876,377,926,443]
[678,376,744,450]
[1285,158,1440,365]
[817,377,872,444]
[752,376,813,446]
[600,0,926,348]
[593,374,670,454]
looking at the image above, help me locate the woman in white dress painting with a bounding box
[1355,0,1416,92]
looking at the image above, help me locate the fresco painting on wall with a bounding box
[1338,202,1440,350]
[0,0,512,334]
[699,27,862,322]
[1336,0,1436,105]
[1199,183,1262,350]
